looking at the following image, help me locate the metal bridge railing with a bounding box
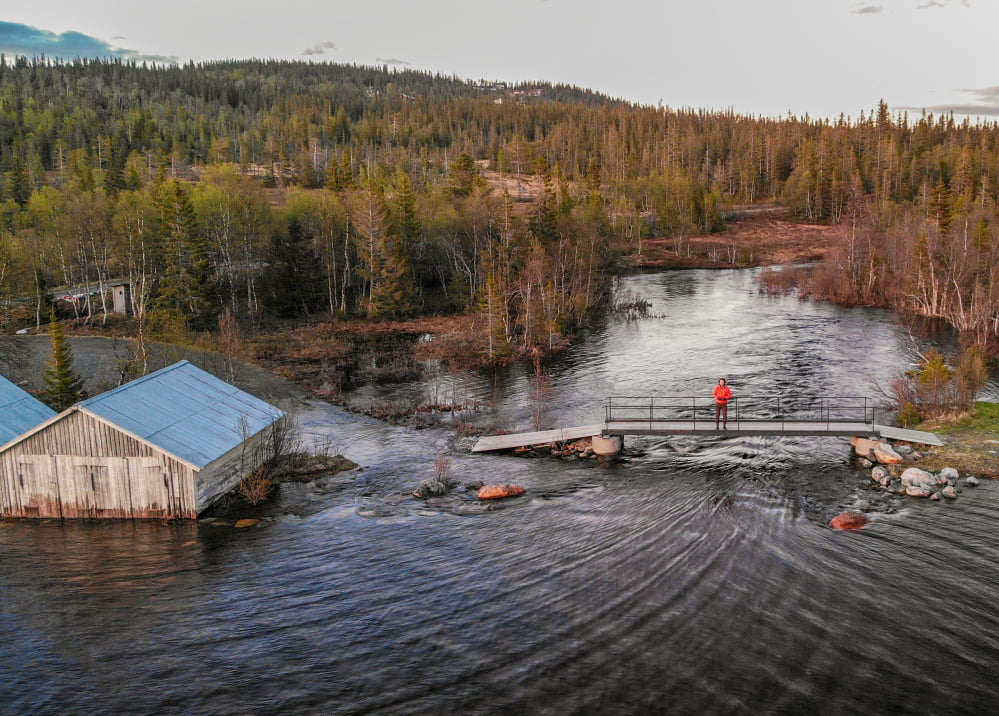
[604,396,875,432]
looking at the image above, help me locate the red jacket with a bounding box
[713,385,732,404]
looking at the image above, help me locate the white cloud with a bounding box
[302,41,336,56]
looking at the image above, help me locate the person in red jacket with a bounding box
[713,378,732,429]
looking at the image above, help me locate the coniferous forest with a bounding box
[1,57,998,362]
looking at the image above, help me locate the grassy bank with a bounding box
[911,402,999,478]
[618,209,842,270]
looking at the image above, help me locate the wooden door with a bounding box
[8,455,58,518]
[57,456,133,519]
[125,457,171,518]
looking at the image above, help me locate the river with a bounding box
[2,269,998,714]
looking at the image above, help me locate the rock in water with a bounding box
[871,465,892,487]
[851,436,879,458]
[872,443,904,465]
[413,476,456,499]
[965,476,981,487]
[941,486,958,499]
[905,485,933,498]
[900,468,935,489]
[938,467,959,481]
[234,518,261,528]
[830,511,869,531]
[871,465,890,481]
[478,484,527,500]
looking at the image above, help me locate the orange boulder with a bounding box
[477,484,527,500]
[830,511,869,531]
[872,443,904,465]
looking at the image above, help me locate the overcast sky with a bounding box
[2,0,997,120]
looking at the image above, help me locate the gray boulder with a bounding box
[900,468,935,489]
[939,467,960,481]
[941,486,958,499]
[872,465,890,480]
[871,466,891,486]
[965,476,981,487]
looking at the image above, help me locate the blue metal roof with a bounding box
[0,375,57,446]
[78,361,285,468]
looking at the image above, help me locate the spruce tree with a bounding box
[355,181,416,319]
[389,168,423,296]
[6,156,32,207]
[153,179,217,330]
[390,169,421,245]
[447,152,480,197]
[103,137,127,195]
[528,169,559,244]
[367,232,416,319]
[260,217,323,318]
[42,309,85,411]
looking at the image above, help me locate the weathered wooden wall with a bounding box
[0,411,197,519]
[195,424,276,512]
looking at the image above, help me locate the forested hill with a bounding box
[0,56,624,110]
[0,57,623,171]
[1,57,998,360]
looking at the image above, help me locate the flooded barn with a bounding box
[0,361,285,519]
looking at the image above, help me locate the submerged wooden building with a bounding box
[0,361,285,519]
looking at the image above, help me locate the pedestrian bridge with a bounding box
[471,395,943,452]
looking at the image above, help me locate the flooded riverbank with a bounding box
[2,269,997,714]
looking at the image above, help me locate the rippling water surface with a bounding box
[3,269,999,714]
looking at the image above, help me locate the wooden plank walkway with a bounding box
[471,424,604,453]
[471,421,944,452]
[875,424,944,447]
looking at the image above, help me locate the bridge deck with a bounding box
[471,424,605,453]
[874,424,944,446]
[471,421,943,452]
[604,419,876,437]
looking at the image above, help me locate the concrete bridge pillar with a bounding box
[592,434,623,456]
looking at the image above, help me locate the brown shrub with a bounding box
[757,266,807,295]
[433,452,452,480]
[239,466,274,505]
